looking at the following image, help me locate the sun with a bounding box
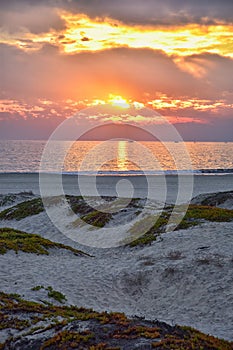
[108,94,130,109]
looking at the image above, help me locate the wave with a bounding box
[1,168,233,176]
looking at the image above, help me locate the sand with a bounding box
[0,173,233,203]
[0,175,233,341]
[0,221,232,340]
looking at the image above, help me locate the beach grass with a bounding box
[1,196,233,248]
[0,198,44,221]
[31,285,67,303]
[0,228,88,256]
[80,210,112,228]
[130,204,233,247]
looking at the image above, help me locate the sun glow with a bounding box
[1,10,232,59]
[55,12,233,58]
[108,94,130,109]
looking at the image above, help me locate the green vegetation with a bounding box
[47,286,67,303]
[181,204,233,222]
[31,285,44,291]
[130,204,233,247]
[81,210,112,228]
[31,285,67,303]
[129,211,170,247]
[0,198,44,220]
[0,228,88,256]
[68,196,94,215]
[0,191,34,207]
[2,195,233,249]
[0,194,17,207]
[0,292,232,349]
[176,204,233,231]
[0,195,113,228]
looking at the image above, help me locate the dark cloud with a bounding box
[176,116,233,141]
[71,0,233,25]
[1,0,232,26]
[0,112,64,139]
[1,110,233,141]
[70,0,233,25]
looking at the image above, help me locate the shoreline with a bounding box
[1,173,233,203]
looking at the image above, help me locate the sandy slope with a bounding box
[0,190,233,341]
[0,216,232,341]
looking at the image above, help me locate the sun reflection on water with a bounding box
[117,140,128,171]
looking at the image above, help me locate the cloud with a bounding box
[69,0,233,26]
[1,42,232,104]
[2,9,232,59]
[0,1,232,141]
[0,111,64,139]
[176,116,233,141]
[2,0,232,25]
[0,44,204,101]
[176,53,233,93]
[0,4,66,34]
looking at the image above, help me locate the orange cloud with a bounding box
[1,10,233,58]
[1,94,232,126]
[58,12,233,57]
[147,93,233,113]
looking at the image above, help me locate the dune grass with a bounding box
[0,228,88,256]
[0,198,44,221]
[31,285,67,303]
[80,210,113,228]
[1,196,233,248]
[130,204,233,247]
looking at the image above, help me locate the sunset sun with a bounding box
[108,94,130,109]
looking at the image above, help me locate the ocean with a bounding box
[0,140,233,175]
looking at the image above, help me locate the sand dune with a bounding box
[0,192,233,340]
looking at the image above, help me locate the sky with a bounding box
[0,0,233,140]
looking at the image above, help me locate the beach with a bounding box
[1,173,233,202]
[0,173,233,347]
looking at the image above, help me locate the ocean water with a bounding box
[0,140,233,175]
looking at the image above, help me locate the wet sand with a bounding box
[0,173,233,203]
